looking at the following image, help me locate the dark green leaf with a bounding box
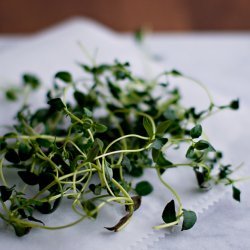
[55,71,72,83]
[0,139,7,151]
[89,184,102,195]
[0,185,13,202]
[186,146,195,159]
[23,74,40,89]
[135,181,153,196]
[190,124,202,139]
[170,69,182,76]
[47,98,65,111]
[18,171,39,185]
[162,200,177,223]
[230,99,239,110]
[232,186,241,202]
[152,148,173,167]
[143,117,154,138]
[27,216,45,225]
[5,149,20,164]
[182,209,197,230]
[195,140,214,151]
[18,143,32,161]
[35,198,62,214]
[152,138,168,150]
[36,138,51,148]
[12,223,31,237]
[5,89,18,101]
[82,200,97,219]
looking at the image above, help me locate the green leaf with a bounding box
[35,198,61,214]
[230,99,239,110]
[82,200,98,219]
[47,98,65,111]
[152,138,168,150]
[23,74,40,89]
[86,140,100,162]
[18,143,32,161]
[5,89,18,101]
[55,71,72,83]
[94,123,108,133]
[0,139,7,151]
[156,120,172,135]
[12,223,31,237]
[170,69,182,76]
[135,181,153,196]
[152,148,173,167]
[104,161,113,182]
[143,117,154,138]
[232,186,241,202]
[18,171,39,185]
[185,146,195,159]
[107,79,121,99]
[182,209,197,231]
[190,124,202,139]
[162,200,177,223]
[5,149,20,164]
[36,138,51,148]
[0,185,14,202]
[89,184,102,195]
[195,140,215,151]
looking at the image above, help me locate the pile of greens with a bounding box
[0,60,241,236]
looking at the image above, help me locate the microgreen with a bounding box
[0,58,243,237]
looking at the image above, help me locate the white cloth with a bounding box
[0,18,249,250]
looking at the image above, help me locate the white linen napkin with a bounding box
[0,18,249,250]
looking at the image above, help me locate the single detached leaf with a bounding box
[182,209,197,231]
[190,124,202,139]
[55,71,72,83]
[47,98,65,111]
[5,149,20,164]
[162,200,177,223]
[18,171,39,185]
[135,181,153,196]
[230,99,239,110]
[23,74,40,89]
[143,117,154,138]
[6,89,18,101]
[232,186,241,202]
[105,213,132,232]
